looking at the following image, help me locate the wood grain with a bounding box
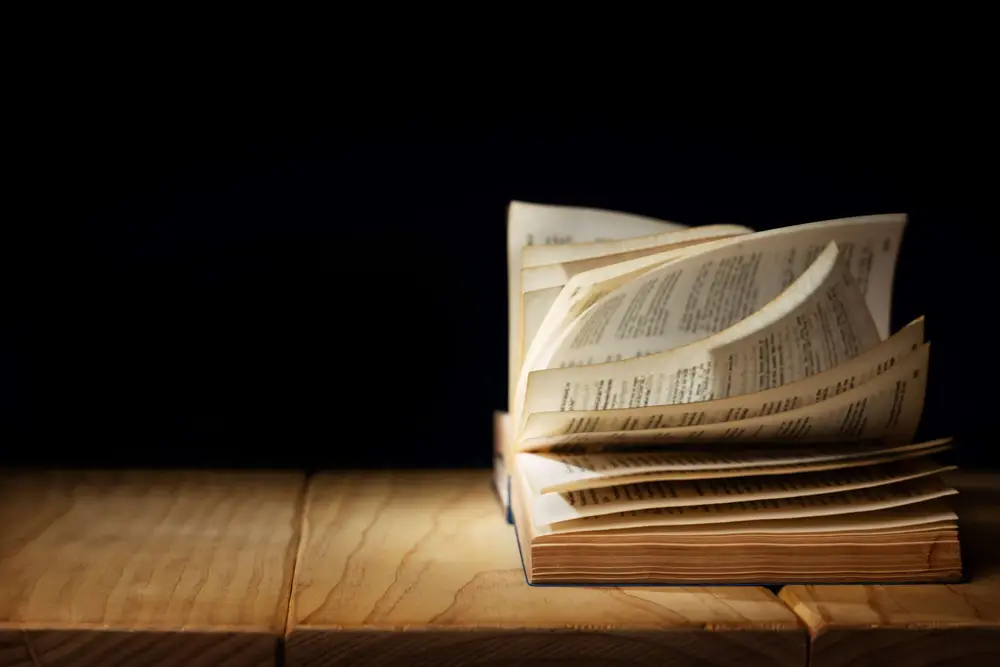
[0,470,304,667]
[0,632,31,667]
[286,469,806,667]
[779,470,1000,667]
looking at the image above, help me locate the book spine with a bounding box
[492,454,512,522]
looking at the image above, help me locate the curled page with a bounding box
[532,458,955,525]
[518,226,750,376]
[512,213,905,456]
[538,214,904,373]
[545,476,957,534]
[507,201,683,408]
[522,224,751,273]
[522,287,563,357]
[519,438,952,494]
[532,500,958,538]
[523,241,882,426]
[510,246,702,463]
[521,342,929,450]
[522,316,924,440]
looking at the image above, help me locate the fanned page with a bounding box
[531,458,955,525]
[529,498,959,539]
[519,438,954,494]
[514,247,705,452]
[507,201,686,409]
[522,316,924,440]
[513,214,905,437]
[521,241,883,433]
[544,476,956,534]
[503,203,961,587]
[519,225,752,359]
[557,213,903,366]
[521,341,929,450]
[522,287,563,370]
[512,216,905,444]
[522,224,752,271]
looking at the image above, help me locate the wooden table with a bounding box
[3,467,998,666]
[779,471,1000,667]
[0,470,303,667]
[285,470,806,667]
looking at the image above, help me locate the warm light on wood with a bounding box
[2,467,995,665]
[0,470,304,666]
[286,469,806,666]
[778,471,1000,667]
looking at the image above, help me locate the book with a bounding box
[501,200,961,585]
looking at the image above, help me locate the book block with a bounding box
[0,470,304,667]
[778,471,1000,667]
[285,469,806,667]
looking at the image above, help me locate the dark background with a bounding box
[2,105,993,471]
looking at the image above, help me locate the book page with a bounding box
[534,500,958,538]
[522,241,882,426]
[522,287,563,357]
[518,226,751,376]
[523,264,578,293]
[519,439,952,494]
[536,214,904,375]
[522,316,924,440]
[522,249,697,294]
[514,214,905,443]
[533,458,954,524]
[534,445,952,494]
[507,201,683,408]
[522,224,752,270]
[521,342,928,450]
[520,231,749,325]
[520,233,749,357]
[519,236,794,414]
[510,249,701,462]
[545,476,956,533]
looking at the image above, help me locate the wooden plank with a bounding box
[0,469,305,667]
[0,632,32,667]
[286,469,806,667]
[779,470,1000,667]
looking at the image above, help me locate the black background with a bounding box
[2,102,994,471]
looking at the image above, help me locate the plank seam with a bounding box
[21,631,42,667]
[279,472,313,666]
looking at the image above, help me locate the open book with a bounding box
[498,201,961,585]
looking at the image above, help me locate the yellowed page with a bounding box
[540,523,956,539]
[507,201,683,409]
[522,241,715,294]
[520,233,747,357]
[537,445,951,494]
[510,249,699,465]
[522,264,577,293]
[522,342,928,451]
[522,224,751,270]
[517,253,682,392]
[519,439,952,494]
[537,521,957,540]
[522,287,563,358]
[518,226,751,378]
[545,476,956,534]
[532,498,957,538]
[537,214,903,374]
[523,317,924,440]
[532,458,954,525]
[522,241,881,426]
[514,213,907,442]
[522,251,690,294]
